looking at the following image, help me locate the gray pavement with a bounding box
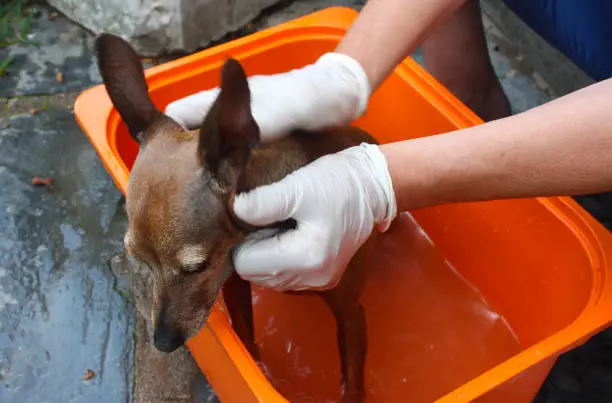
[0,108,135,402]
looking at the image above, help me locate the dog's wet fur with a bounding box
[96,33,377,402]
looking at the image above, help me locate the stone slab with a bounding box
[0,4,175,98]
[48,0,283,56]
[0,108,135,402]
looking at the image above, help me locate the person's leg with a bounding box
[503,0,612,82]
[421,0,511,122]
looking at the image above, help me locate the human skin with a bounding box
[333,0,612,210]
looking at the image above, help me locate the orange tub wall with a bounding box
[75,7,612,403]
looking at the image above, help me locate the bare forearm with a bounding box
[382,79,612,211]
[335,0,467,90]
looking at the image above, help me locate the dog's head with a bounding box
[96,34,259,352]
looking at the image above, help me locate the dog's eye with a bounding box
[181,260,209,274]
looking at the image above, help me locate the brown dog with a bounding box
[96,33,376,402]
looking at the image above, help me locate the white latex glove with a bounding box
[164,53,371,142]
[231,143,397,291]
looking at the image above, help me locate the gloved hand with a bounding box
[164,53,371,142]
[231,143,397,291]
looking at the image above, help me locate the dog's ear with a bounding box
[95,33,163,143]
[198,58,260,188]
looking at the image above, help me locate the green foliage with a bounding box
[0,0,41,77]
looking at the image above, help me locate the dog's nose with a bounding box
[153,315,184,353]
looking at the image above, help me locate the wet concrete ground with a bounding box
[0,109,135,402]
[1,1,612,402]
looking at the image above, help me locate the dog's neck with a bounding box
[239,137,311,192]
[240,127,375,191]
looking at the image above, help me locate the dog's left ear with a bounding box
[95,33,168,143]
[198,58,260,189]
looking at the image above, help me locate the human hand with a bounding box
[231,143,397,291]
[164,53,371,142]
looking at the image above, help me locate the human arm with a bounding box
[383,77,612,212]
[335,0,465,90]
[164,0,466,139]
[232,78,612,290]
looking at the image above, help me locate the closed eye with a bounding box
[181,260,209,274]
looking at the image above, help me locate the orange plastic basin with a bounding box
[75,7,612,403]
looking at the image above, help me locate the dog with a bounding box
[96,33,377,403]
